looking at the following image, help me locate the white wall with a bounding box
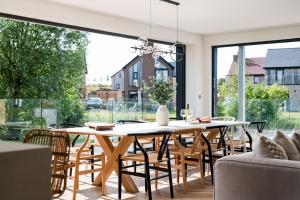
[0,0,205,116]
[203,25,300,116]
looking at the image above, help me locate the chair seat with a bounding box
[170,147,201,158]
[225,139,246,147]
[121,151,168,164]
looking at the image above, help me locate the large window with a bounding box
[213,40,300,131]
[0,15,186,141]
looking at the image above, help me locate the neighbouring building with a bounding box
[95,89,123,101]
[264,48,300,99]
[227,55,265,84]
[111,53,175,100]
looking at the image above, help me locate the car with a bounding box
[85,98,103,109]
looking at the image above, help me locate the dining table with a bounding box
[56,120,250,193]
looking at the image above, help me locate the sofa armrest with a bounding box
[214,153,300,200]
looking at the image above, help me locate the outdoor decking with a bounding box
[59,171,213,200]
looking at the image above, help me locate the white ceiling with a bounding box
[49,0,300,34]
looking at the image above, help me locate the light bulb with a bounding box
[152,52,160,60]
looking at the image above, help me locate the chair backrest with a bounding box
[24,129,70,198]
[132,131,173,162]
[48,123,83,147]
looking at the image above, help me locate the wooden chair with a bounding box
[48,123,98,182]
[212,117,243,153]
[67,134,106,200]
[24,129,70,198]
[170,129,205,193]
[118,131,174,200]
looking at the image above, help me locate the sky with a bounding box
[85,32,300,83]
[85,33,173,85]
[217,41,300,79]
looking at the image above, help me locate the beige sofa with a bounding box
[214,152,300,200]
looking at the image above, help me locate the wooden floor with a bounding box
[59,171,213,200]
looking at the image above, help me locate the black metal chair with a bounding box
[117,120,155,172]
[201,125,228,184]
[245,121,267,151]
[118,131,174,200]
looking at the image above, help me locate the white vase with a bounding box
[156,105,169,126]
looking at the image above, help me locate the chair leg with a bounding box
[202,151,206,175]
[176,156,180,184]
[72,162,80,200]
[167,158,174,198]
[118,155,122,200]
[154,164,158,190]
[145,161,152,200]
[208,148,214,185]
[90,145,94,182]
[181,156,187,193]
[133,141,137,173]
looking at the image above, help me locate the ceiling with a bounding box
[49,0,300,34]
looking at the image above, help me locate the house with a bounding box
[111,53,175,100]
[227,55,265,84]
[264,48,300,99]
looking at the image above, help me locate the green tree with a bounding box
[218,76,290,128]
[0,18,89,125]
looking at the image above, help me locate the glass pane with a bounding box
[245,41,300,132]
[215,46,239,119]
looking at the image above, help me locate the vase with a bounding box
[156,105,169,126]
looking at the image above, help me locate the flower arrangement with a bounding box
[144,77,174,105]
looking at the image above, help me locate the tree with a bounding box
[218,76,290,128]
[0,18,89,125]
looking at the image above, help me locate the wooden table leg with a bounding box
[93,135,139,193]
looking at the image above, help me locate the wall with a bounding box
[203,25,300,116]
[0,0,204,116]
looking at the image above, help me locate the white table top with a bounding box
[57,120,250,137]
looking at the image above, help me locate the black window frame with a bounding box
[133,72,138,80]
[0,12,186,120]
[212,38,300,117]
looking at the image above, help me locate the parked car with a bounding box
[85,98,103,109]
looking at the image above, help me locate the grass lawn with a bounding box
[84,109,176,122]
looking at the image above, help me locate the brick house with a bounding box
[111,53,175,100]
[227,55,266,84]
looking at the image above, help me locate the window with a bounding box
[276,69,283,85]
[133,72,138,80]
[119,73,122,78]
[284,69,294,85]
[213,40,300,130]
[156,69,169,81]
[254,76,260,84]
[266,69,276,85]
[295,69,300,84]
[116,84,120,89]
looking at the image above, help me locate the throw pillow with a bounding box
[292,130,300,153]
[273,130,300,161]
[253,135,288,160]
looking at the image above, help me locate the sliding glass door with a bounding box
[213,40,300,131]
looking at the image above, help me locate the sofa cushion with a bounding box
[253,135,288,160]
[273,130,300,161]
[292,131,300,153]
